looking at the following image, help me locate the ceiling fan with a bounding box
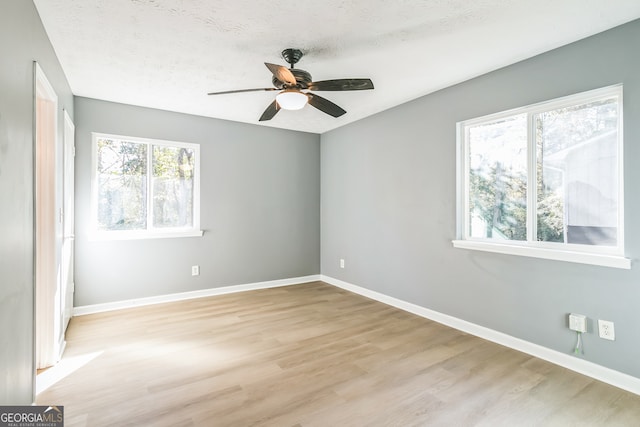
[207,48,374,121]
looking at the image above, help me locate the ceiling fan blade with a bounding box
[265,63,297,86]
[306,93,346,118]
[259,99,280,121]
[308,78,374,91]
[208,87,277,96]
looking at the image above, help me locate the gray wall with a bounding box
[0,1,74,404]
[321,20,640,379]
[74,97,320,306]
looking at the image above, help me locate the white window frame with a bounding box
[453,85,629,269]
[90,132,203,240]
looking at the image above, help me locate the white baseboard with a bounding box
[320,275,640,397]
[73,275,322,316]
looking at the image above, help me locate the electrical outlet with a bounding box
[340,259,345,269]
[598,319,615,341]
[569,313,587,333]
[191,265,200,276]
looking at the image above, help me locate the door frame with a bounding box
[61,109,75,331]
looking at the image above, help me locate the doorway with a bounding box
[34,62,66,370]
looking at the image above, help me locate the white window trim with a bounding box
[454,85,630,269]
[90,132,203,240]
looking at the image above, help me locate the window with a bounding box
[91,133,202,239]
[454,85,628,269]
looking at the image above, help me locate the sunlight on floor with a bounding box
[36,351,104,395]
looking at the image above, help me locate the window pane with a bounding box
[96,138,147,230]
[536,97,619,245]
[468,114,527,240]
[152,145,195,228]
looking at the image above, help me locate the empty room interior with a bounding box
[3,0,640,425]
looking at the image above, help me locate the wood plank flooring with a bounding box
[36,281,640,426]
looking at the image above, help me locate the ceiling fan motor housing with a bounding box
[272,68,313,89]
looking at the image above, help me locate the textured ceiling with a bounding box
[34,0,640,134]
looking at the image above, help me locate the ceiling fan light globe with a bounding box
[276,90,307,110]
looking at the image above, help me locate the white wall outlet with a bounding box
[191,265,200,276]
[568,313,587,333]
[340,259,345,269]
[598,319,615,341]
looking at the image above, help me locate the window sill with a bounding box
[89,229,204,241]
[452,240,631,269]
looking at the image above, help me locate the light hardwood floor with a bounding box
[37,281,640,426]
